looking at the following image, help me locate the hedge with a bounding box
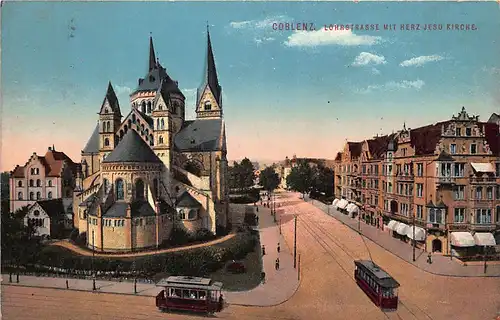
[12,231,258,279]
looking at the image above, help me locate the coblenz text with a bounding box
[272,22,316,31]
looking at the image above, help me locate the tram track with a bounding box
[296,211,434,320]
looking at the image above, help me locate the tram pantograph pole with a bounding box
[293,215,297,269]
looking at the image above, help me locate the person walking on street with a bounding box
[275,258,280,270]
[427,252,432,264]
[261,272,266,284]
[277,242,280,253]
[262,245,266,256]
[66,279,69,289]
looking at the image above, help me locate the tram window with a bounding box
[199,291,207,300]
[189,291,197,299]
[183,290,190,298]
[174,289,182,297]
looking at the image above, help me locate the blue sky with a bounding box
[2,1,500,170]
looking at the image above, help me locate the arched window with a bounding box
[159,104,163,110]
[104,138,110,147]
[116,179,124,200]
[161,119,165,129]
[30,192,34,200]
[141,124,145,132]
[132,114,136,124]
[145,129,149,136]
[18,181,22,187]
[103,178,109,194]
[147,101,152,113]
[30,179,34,187]
[141,101,146,113]
[149,134,154,146]
[135,179,145,200]
[188,209,197,220]
[18,192,23,200]
[159,136,164,144]
[204,101,212,111]
[48,180,52,187]
[36,191,41,200]
[36,179,41,187]
[153,178,159,197]
[48,191,53,199]
[156,119,160,130]
[106,121,111,132]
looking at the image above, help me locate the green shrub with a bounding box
[69,229,79,242]
[75,232,87,246]
[193,228,215,242]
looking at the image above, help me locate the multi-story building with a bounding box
[334,107,500,255]
[9,146,78,215]
[334,142,363,203]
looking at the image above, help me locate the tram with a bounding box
[354,260,400,311]
[155,276,225,314]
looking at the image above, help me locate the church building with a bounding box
[73,28,230,252]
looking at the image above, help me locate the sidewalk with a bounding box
[310,199,500,277]
[1,201,300,307]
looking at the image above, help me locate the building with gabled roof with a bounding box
[74,28,229,252]
[24,198,72,238]
[334,107,500,255]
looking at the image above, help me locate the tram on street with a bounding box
[155,276,225,315]
[354,260,400,311]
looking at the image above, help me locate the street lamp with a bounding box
[92,230,96,291]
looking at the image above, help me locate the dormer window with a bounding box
[204,101,212,111]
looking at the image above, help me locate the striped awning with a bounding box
[386,220,400,231]
[473,233,496,246]
[450,232,475,247]
[348,204,359,214]
[337,199,349,210]
[406,226,426,241]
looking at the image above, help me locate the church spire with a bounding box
[197,24,221,106]
[149,35,156,72]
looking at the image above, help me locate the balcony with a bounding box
[426,222,446,230]
[469,223,497,232]
[436,176,456,185]
[469,176,497,184]
[396,172,414,181]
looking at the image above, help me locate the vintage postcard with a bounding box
[1,1,499,320]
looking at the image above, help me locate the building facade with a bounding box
[334,107,500,254]
[9,146,77,216]
[73,30,229,252]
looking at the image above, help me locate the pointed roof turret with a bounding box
[197,24,222,106]
[100,81,121,116]
[149,36,157,72]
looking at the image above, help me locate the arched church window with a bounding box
[105,108,109,113]
[147,101,152,113]
[159,104,163,110]
[159,136,164,144]
[48,191,52,199]
[36,191,41,200]
[107,122,112,132]
[18,181,22,187]
[48,180,52,187]
[104,138,110,147]
[132,114,136,124]
[30,179,34,187]
[103,178,109,194]
[161,119,165,129]
[18,192,23,200]
[135,179,145,200]
[156,119,160,129]
[204,101,212,111]
[141,101,146,113]
[150,135,154,146]
[115,179,124,200]
[36,179,41,187]
[153,178,159,197]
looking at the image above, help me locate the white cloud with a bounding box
[229,21,253,29]
[254,37,275,45]
[371,68,381,75]
[115,85,132,95]
[357,79,425,94]
[229,15,288,30]
[352,52,387,67]
[285,29,382,47]
[399,55,444,67]
[482,66,500,75]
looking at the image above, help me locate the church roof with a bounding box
[82,124,100,154]
[176,191,202,208]
[197,27,222,106]
[102,200,158,217]
[174,119,224,152]
[102,130,161,164]
[33,199,65,218]
[101,82,121,116]
[136,109,154,127]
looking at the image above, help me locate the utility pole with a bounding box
[484,246,488,274]
[294,215,297,269]
[297,254,301,281]
[412,211,416,262]
[92,230,96,291]
[358,211,361,233]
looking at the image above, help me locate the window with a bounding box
[497,206,500,223]
[466,128,472,136]
[496,163,500,177]
[453,163,465,177]
[159,136,164,144]
[388,165,392,175]
[497,185,500,200]
[475,187,482,199]
[29,179,34,187]
[147,101,152,113]
[104,138,110,147]
[204,101,212,111]
[115,178,124,200]
[416,184,423,197]
[17,192,23,200]
[103,178,109,194]
[36,179,41,187]
[476,209,491,224]
[18,181,23,187]
[29,192,34,200]
[470,144,477,154]
[188,209,197,220]
[440,163,452,177]
[161,119,165,129]
[417,163,423,177]
[48,191,53,199]
[454,186,465,200]
[416,205,423,219]
[36,192,41,200]
[455,128,461,136]
[48,180,52,187]
[450,144,456,154]
[486,187,493,200]
[428,208,443,224]
[135,179,145,200]
[178,209,186,220]
[454,208,465,223]
[153,178,159,197]
[388,182,393,193]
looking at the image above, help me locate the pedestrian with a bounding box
[256,206,259,213]
[427,252,432,264]
[66,279,69,289]
[275,258,280,270]
[262,245,266,256]
[256,215,259,224]
[261,272,266,284]
[277,242,280,253]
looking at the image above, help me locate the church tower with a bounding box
[99,82,122,162]
[152,80,173,169]
[196,26,223,120]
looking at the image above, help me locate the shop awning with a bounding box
[473,233,496,246]
[337,199,349,210]
[406,226,426,241]
[450,232,475,247]
[395,223,410,236]
[332,199,340,207]
[470,162,495,173]
[387,220,400,231]
[348,204,359,214]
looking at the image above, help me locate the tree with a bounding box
[1,171,10,215]
[259,167,280,192]
[286,160,315,197]
[313,165,334,197]
[228,158,255,190]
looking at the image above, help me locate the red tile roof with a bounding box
[366,135,392,159]
[481,122,500,156]
[409,121,449,156]
[10,148,76,178]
